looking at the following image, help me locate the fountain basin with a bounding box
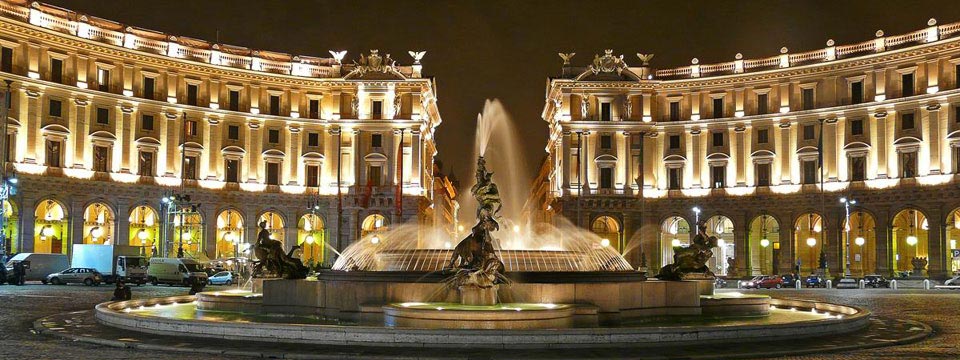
[383,302,576,329]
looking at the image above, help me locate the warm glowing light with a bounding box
[371,235,381,244]
[224,231,237,243]
[855,237,865,246]
[182,231,192,240]
[122,89,134,97]
[600,238,610,247]
[27,71,39,79]
[457,225,465,232]
[304,234,315,245]
[760,239,770,248]
[41,225,54,237]
[671,238,681,247]
[806,237,816,247]
[443,241,452,249]
[513,225,521,233]
[90,226,104,239]
[906,236,918,246]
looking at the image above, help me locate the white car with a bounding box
[208,271,239,286]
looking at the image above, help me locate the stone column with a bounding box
[71,98,89,168]
[925,104,941,175]
[778,123,791,184]
[875,210,891,275]
[20,200,35,253]
[119,105,134,173]
[623,131,632,195]
[411,130,422,188]
[691,129,702,188]
[386,129,398,186]
[927,210,946,278]
[164,113,179,177]
[115,201,130,246]
[735,212,749,276]
[777,214,795,274]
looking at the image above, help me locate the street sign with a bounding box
[952,249,960,259]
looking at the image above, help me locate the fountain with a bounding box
[89,100,877,349]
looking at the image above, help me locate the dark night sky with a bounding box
[44,0,960,190]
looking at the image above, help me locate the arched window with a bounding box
[660,216,691,268]
[83,203,115,245]
[129,205,159,257]
[298,214,325,267]
[748,215,779,275]
[259,211,285,244]
[591,216,621,252]
[216,210,245,259]
[34,199,68,254]
[892,209,929,275]
[361,214,387,238]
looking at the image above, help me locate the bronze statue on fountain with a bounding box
[657,220,717,281]
[446,157,507,304]
[252,220,309,279]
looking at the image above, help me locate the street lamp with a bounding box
[760,238,770,276]
[855,236,866,277]
[692,206,701,234]
[840,197,857,278]
[806,236,817,274]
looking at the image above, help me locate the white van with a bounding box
[5,253,70,282]
[147,258,208,286]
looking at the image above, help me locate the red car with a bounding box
[741,275,783,289]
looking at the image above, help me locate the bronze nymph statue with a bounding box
[657,220,718,281]
[252,220,309,279]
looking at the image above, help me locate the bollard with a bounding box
[923,279,931,290]
[891,279,898,290]
[826,279,832,289]
[859,279,865,289]
[795,280,801,289]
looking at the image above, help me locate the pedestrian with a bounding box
[188,279,205,295]
[112,280,132,301]
[0,262,7,285]
[16,262,25,285]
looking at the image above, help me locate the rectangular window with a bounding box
[138,151,154,177]
[902,73,915,97]
[48,99,62,117]
[186,84,198,106]
[368,165,382,186]
[229,90,240,111]
[142,77,155,100]
[185,120,198,136]
[668,168,682,190]
[0,47,12,73]
[802,160,818,184]
[600,135,612,149]
[183,155,198,180]
[266,162,280,185]
[45,140,61,167]
[93,145,109,172]
[50,58,63,84]
[599,167,613,189]
[757,129,769,144]
[901,113,915,130]
[96,107,109,124]
[851,119,864,136]
[268,129,280,144]
[669,101,680,121]
[850,156,866,181]
[269,95,280,116]
[802,88,815,110]
[669,135,681,150]
[756,163,771,186]
[372,100,383,119]
[141,114,154,131]
[97,68,110,92]
[308,132,319,147]
[600,102,611,121]
[711,166,725,189]
[371,133,382,148]
[900,152,917,178]
[712,132,723,147]
[757,93,768,114]
[225,159,240,183]
[228,125,240,141]
[713,98,724,118]
[803,124,815,140]
[306,165,320,187]
[851,81,863,104]
[309,99,320,119]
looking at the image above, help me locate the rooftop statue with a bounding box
[657,220,717,281]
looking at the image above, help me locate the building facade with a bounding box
[535,19,960,279]
[0,1,449,266]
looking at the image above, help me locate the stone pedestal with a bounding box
[682,273,715,296]
[459,285,498,306]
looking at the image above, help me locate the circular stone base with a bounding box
[383,302,574,329]
[195,290,262,313]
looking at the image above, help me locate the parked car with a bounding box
[863,274,890,288]
[741,275,783,289]
[208,271,240,286]
[804,275,827,288]
[944,275,960,286]
[780,274,799,288]
[45,268,103,286]
[6,253,69,283]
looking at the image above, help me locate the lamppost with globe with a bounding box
[840,197,857,278]
[692,206,701,234]
[806,236,817,275]
[855,236,866,277]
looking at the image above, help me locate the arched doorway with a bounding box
[591,216,622,253]
[361,213,387,238]
[3,200,19,255]
[794,213,824,275]
[705,215,735,276]
[83,203,115,245]
[129,205,159,257]
[170,211,203,258]
[659,216,691,268]
[748,215,780,276]
[946,208,960,274]
[216,210,245,259]
[34,199,68,254]
[892,209,929,275]
[259,211,285,245]
[298,214,325,268]
[846,211,877,276]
